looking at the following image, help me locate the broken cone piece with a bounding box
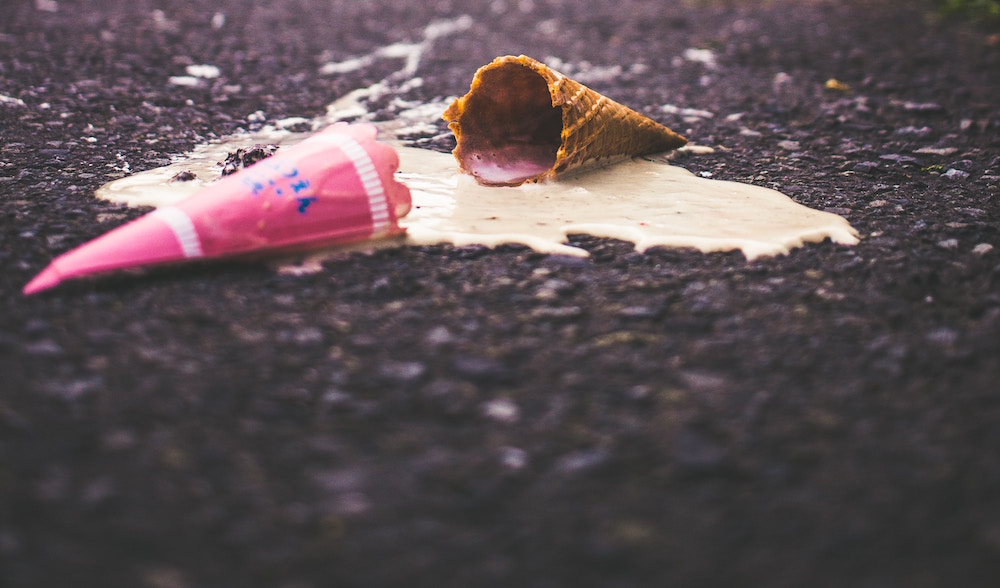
[443,55,688,186]
[23,123,411,295]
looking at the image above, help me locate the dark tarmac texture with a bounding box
[2,1,1000,586]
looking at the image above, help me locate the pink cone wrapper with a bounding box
[23,123,411,295]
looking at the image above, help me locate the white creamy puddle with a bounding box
[96,127,859,266]
[397,147,858,259]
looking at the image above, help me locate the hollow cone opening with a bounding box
[450,62,563,186]
[444,55,688,186]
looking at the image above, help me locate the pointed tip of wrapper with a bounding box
[443,55,688,186]
[23,266,62,295]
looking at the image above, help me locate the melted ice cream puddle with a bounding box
[96,128,858,266]
[397,147,858,259]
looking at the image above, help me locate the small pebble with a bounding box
[895,126,933,137]
[556,448,610,474]
[942,168,969,180]
[378,360,427,383]
[292,327,323,345]
[948,159,977,172]
[168,76,201,87]
[618,306,658,319]
[535,278,573,300]
[972,243,994,256]
[23,339,64,356]
[424,326,455,346]
[926,328,959,347]
[879,153,921,166]
[900,101,943,113]
[481,398,519,423]
[626,384,652,400]
[530,306,583,320]
[185,64,220,79]
[772,72,792,87]
[913,146,957,156]
[320,389,354,410]
[499,446,529,470]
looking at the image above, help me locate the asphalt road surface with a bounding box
[2,1,999,586]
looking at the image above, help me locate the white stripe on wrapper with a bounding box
[314,131,393,236]
[152,207,204,258]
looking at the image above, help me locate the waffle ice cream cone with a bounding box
[443,55,687,186]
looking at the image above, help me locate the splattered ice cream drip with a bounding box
[319,14,473,136]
